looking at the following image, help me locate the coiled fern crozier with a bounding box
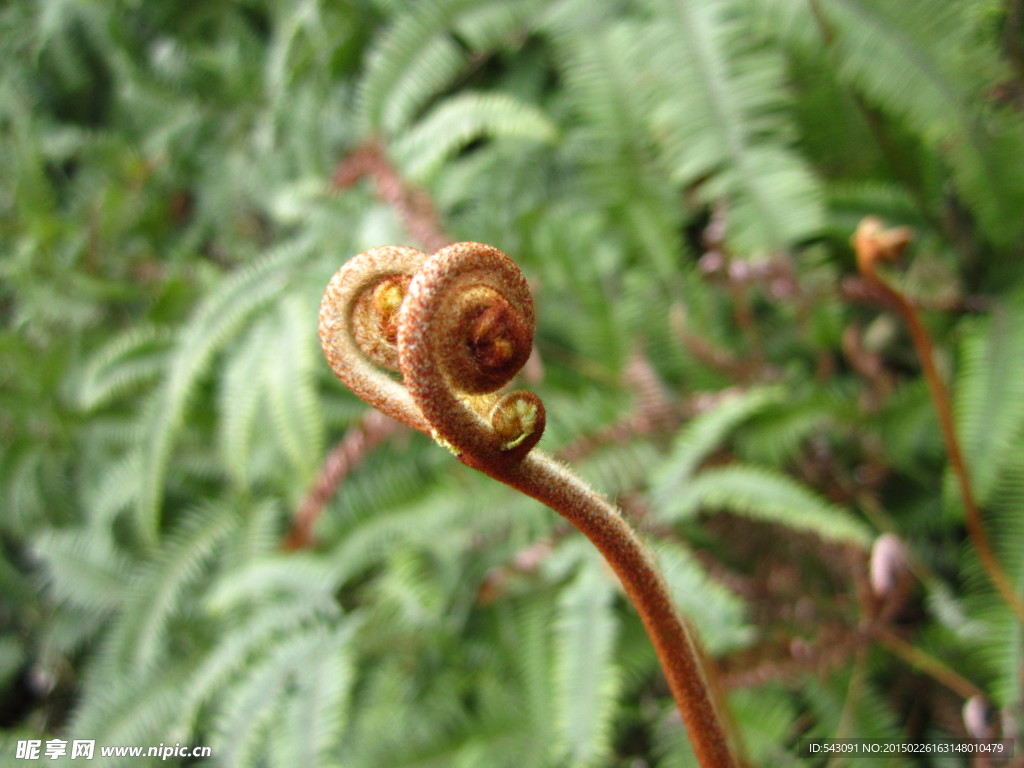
[319,242,739,768]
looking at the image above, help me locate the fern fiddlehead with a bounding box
[320,242,738,768]
[854,218,1024,624]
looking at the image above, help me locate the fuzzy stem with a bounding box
[322,242,740,767]
[495,452,739,768]
[284,410,402,550]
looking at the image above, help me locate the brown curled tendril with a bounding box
[320,245,429,433]
[320,243,738,768]
[397,242,544,463]
[319,242,546,459]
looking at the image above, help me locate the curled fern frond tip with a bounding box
[319,241,545,468]
[320,242,739,768]
[491,390,546,456]
[853,217,913,276]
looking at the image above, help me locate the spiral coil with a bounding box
[319,242,545,466]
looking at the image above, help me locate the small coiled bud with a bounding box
[491,390,545,456]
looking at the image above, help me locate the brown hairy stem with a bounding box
[853,218,1024,623]
[332,140,449,253]
[320,242,739,768]
[288,143,450,549]
[283,410,402,550]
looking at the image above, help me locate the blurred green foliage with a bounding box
[2,0,1023,766]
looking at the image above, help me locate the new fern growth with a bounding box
[854,218,1024,624]
[319,242,738,768]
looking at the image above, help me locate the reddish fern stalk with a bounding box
[854,218,1024,623]
[319,242,739,768]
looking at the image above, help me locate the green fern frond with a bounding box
[652,698,700,768]
[212,621,358,768]
[69,660,194,768]
[653,541,753,653]
[949,122,1024,246]
[824,180,926,235]
[547,19,683,280]
[204,553,340,613]
[728,686,800,767]
[553,558,620,767]
[33,526,134,613]
[75,325,174,411]
[108,501,236,672]
[2,435,78,533]
[876,380,943,479]
[2,447,47,535]
[987,454,1024,577]
[577,439,662,499]
[972,587,1024,707]
[813,0,965,129]
[220,491,282,571]
[278,621,358,767]
[174,598,340,736]
[356,0,477,134]
[666,464,872,546]
[503,593,558,760]
[952,301,1024,508]
[652,387,781,505]
[8,0,1024,759]
[924,579,987,642]
[136,239,313,544]
[964,444,1024,705]
[325,470,520,585]
[452,0,543,50]
[731,393,840,466]
[971,584,1024,709]
[393,91,558,181]
[547,20,653,187]
[815,0,1024,244]
[342,658,467,768]
[639,0,824,251]
[262,1,348,101]
[534,233,636,375]
[803,673,904,745]
[372,548,453,631]
[265,294,325,485]
[81,451,142,526]
[211,632,313,767]
[217,317,272,489]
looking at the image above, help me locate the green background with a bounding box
[2,0,1023,765]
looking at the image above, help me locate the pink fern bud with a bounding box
[962,695,996,739]
[869,533,908,597]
